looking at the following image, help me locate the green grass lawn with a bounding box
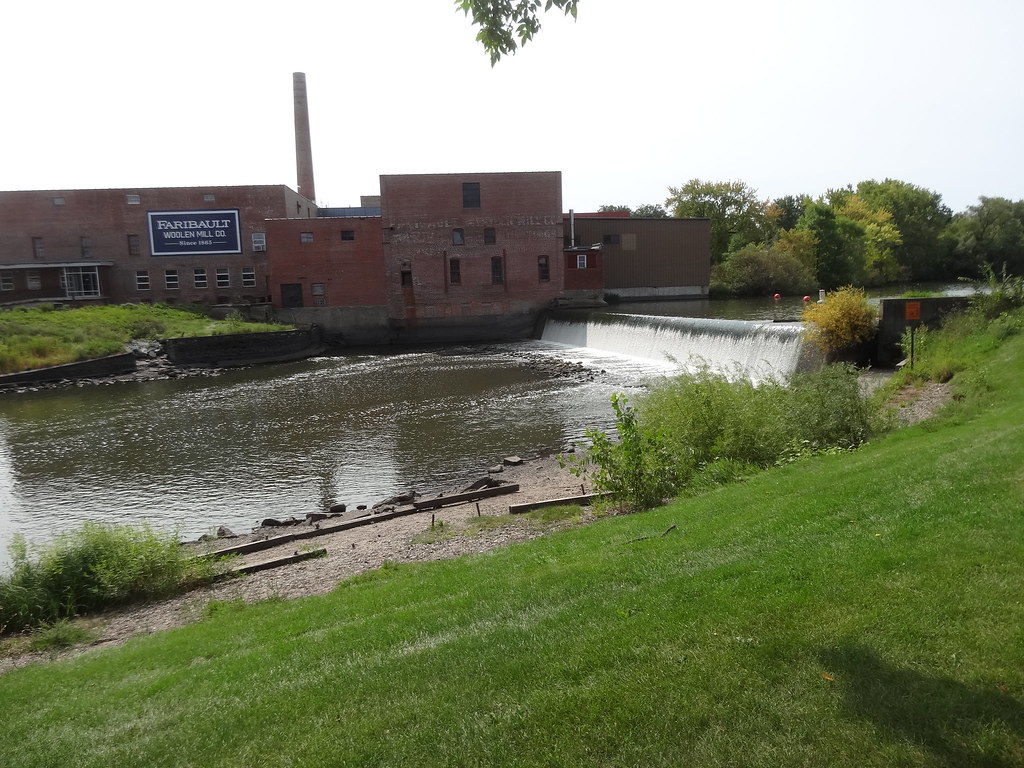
[0,303,291,374]
[1,334,1023,766]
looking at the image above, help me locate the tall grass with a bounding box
[0,523,228,634]
[0,303,291,374]
[891,270,1024,391]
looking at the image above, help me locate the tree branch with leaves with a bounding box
[456,0,579,65]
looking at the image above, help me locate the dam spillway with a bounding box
[540,312,811,381]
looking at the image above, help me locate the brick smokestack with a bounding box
[293,72,316,203]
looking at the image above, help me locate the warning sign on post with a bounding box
[905,301,921,321]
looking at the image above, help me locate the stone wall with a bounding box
[0,353,136,385]
[162,327,324,367]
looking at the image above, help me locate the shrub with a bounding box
[29,619,96,652]
[786,364,875,448]
[564,365,878,511]
[0,523,229,634]
[560,394,681,511]
[712,244,816,296]
[802,285,877,356]
[967,264,1024,319]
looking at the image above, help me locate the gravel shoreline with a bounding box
[0,454,597,672]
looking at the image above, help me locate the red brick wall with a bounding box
[380,172,564,321]
[0,186,315,305]
[265,217,387,309]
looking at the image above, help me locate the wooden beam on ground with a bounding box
[231,548,327,575]
[508,492,614,515]
[412,484,520,511]
[202,507,423,559]
[199,487,520,561]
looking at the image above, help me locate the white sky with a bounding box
[2,0,1021,214]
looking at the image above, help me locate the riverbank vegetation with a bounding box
[0,303,291,375]
[1,305,1022,765]
[561,361,880,510]
[568,279,1023,511]
[0,523,229,634]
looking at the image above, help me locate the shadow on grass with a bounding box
[820,645,1024,767]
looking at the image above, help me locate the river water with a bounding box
[0,341,674,558]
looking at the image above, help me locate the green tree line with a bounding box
[604,180,1024,296]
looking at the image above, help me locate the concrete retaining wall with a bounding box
[162,327,324,367]
[263,305,544,346]
[269,306,392,346]
[0,353,136,385]
[877,297,970,365]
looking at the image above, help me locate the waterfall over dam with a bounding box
[540,312,816,380]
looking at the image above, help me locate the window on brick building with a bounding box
[127,234,141,256]
[452,229,465,246]
[203,193,216,202]
[538,256,550,282]
[300,232,314,243]
[241,266,256,287]
[216,268,230,288]
[341,230,355,241]
[401,269,413,286]
[52,196,65,206]
[31,237,44,258]
[165,270,179,289]
[449,259,461,285]
[194,268,208,288]
[81,237,93,258]
[136,271,150,291]
[27,271,41,290]
[491,256,504,285]
[484,228,496,245]
[311,282,326,306]
[126,194,141,205]
[576,253,588,269]
[463,182,481,209]
[1,272,13,291]
[61,266,100,298]
[252,232,266,252]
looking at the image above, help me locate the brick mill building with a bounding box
[0,185,315,307]
[0,74,710,346]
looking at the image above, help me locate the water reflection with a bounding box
[0,343,660,557]
[0,423,15,550]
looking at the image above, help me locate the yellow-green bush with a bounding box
[802,285,877,355]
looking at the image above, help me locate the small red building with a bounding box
[563,215,711,300]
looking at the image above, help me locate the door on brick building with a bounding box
[280,283,304,308]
